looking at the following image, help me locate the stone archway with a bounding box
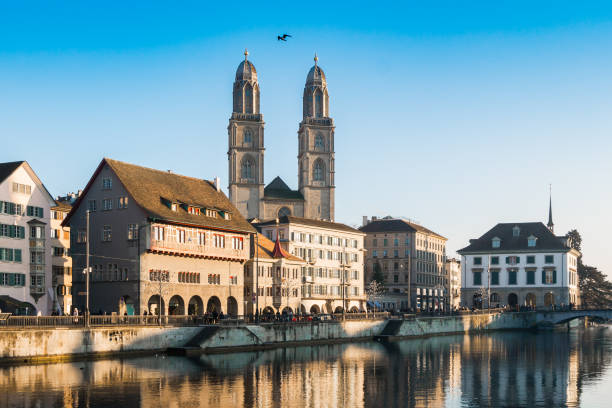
[207,296,222,314]
[300,304,307,314]
[545,292,555,307]
[526,293,536,307]
[168,295,185,315]
[310,304,320,314]
[350,306,359,313]
[263,306,275,315]
[508,293,518,307]
[282,306,293,314]
[188,296,203,315]
[227,296,238,317]
[334,306,344,314]
[147,295,165,315]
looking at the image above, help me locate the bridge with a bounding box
[528,309,612,328]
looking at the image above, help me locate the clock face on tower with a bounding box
[278,206,292,218]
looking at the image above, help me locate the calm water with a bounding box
[1,327,612,408]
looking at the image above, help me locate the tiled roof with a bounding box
[52,200,73,211]
[65,158,255,234]
[458,222,571,253]
[254,234,304,262]
[256,215,362,234]
[359,218,446,239]
[263,177,304,200]
[0,161,24,185]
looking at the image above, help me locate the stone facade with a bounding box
[228,53,335,222]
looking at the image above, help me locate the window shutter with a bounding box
[516,257,520,264]
[542,270,546,284]
[505,256,510,264]
[553,270,557,284]
[8,273,15,286]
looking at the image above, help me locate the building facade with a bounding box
[50,200,73,315]
[445,258,461,310]
[255,216,365,314]
[0,161,56,315]
[228,52,335,222]
[244,233,306,315]
[360,216,448,312]
[64,158,255,316]
[458,222,580,309]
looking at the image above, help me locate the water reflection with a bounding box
[1,327,611,407]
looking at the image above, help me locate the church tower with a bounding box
[298,55,335,221]
[228,50,265,219]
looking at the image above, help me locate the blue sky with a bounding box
[1,1,611,276]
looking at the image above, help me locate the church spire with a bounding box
[547,184,554,233]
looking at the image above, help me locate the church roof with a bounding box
[236,51,257,82]
[263,176,304,200]
[306,55,326,86]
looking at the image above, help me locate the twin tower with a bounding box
[228,51,335,222]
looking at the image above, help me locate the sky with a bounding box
[1,1,611,276]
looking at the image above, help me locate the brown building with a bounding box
[360,216,448,312]
[63,158,255,316]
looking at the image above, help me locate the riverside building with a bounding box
[360,216,448,312]
[445,258,461,310]
[0,161,57,315]
[254,216,366,314]
[458,214,581,308]
[64,158,255,316]
[50,199,73,315]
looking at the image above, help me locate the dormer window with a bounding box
[492,237,501,248]
[171,203,178,212]
[188,206,201,215]
[527,235,537,247]
[512,226,520,237]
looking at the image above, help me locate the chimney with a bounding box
[372,216,378,221]
[214,177,221,192]
[362,216,369,226]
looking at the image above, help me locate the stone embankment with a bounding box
[0,312,552,364]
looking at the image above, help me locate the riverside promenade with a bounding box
[1,310,610,365]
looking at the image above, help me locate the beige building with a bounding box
[244,233,306,315]
[64,158,255,316]
[445,258,461,309]
[255,216,366,314]
[228,52,335,222]
[50,199,73,314]
[360,216,448,312]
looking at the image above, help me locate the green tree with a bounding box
[371,262,385,285]
[567,229,612,308]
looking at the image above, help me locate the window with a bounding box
[474,257,482,265]
[313,159,325,181]
[492,237,501,248]
[473,271,482,285]
[127,224,138,240]
[12,182,31,195]
[393,250,399,257]
[372,250,377,258]
[527,255,535,264]
[102,199,113,211]
[372,239,377,247]
[102,177,112,190]
[198,232,206,246]
[188,206,200,215]
[30,226,44,239]
[314,133,324,150]
[383,250,388,257]
[278,207,291,217]
[171,203,178,212]
[102,225,112,242]
[206,209,218,218]
[545,255,554,264]
[394,239,399,246]
[53,247,64,256]
[117,196,128,209]
[508,270,517,285]
[153,226,165,241]
[241,157,255,181]
[88,200,97,212]
[512,226,520,237]
[543,269,557,284]
[491,256,499,265]
[405,249,410,257]
[491,270,499,285]
[243,128,253,145]
[526,270,535,285]
[527,236,537,247]
[26,206,43,218]
[383,239,388,246]
[506,256,520,265]
[177,229,186,243]
[50,229,59,239]
[214,234,225,248]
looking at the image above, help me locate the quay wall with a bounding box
[0,313,537,363]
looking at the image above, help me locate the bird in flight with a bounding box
[277,34,292,41]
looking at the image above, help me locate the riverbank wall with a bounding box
[0,312,536,364]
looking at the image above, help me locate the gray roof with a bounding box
[255,215,362,234]
[359,218,446,240]
[263,177,304,200]
[458,222,571,254]
[0,161,25,185]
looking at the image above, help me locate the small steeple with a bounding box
[244,48,249,61]
[547,184,554,233]
[314,53,318,67]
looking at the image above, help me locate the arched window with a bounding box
[313,159,325,181]
[245,84,253,113]
[278,207,291,218]
[243,128,252,145]
[241,156,255,181]
[315,133,324,151]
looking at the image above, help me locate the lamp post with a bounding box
[85,210,90,327]
[254,231,259,321]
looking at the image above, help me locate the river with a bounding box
[1,326,611,407]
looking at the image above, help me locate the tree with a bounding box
[566,229,612,308]
[371,262,385,285]
[366,280,385,311]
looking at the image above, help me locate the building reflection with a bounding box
[0,327,610,407]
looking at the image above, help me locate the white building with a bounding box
[255,216,366,314]
[445,258,461,309]
[0,161,56,315]
[50,198,73,315]
[458,221,580,309]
